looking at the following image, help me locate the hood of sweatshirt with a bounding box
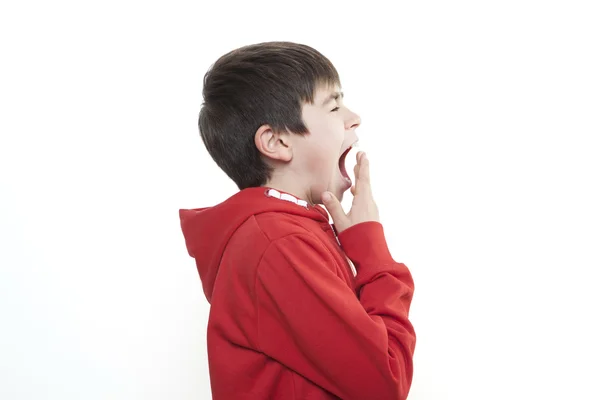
[179,187,330,302]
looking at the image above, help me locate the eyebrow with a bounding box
[321,91,344,106]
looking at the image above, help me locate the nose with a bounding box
[345,109,361,131]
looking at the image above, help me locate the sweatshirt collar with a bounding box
[264,188,309,209]
[263,187,330,221]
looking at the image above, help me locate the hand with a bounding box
[321,151,380,234]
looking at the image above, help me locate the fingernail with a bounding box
[322,192,331,202]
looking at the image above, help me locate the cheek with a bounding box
[312,131,341,162]
[305,147,337,173]
[301,118,345,173]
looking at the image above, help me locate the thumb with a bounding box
[321,192,347,225]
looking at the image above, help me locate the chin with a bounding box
[312,180,349,205]
[332,185,349,202]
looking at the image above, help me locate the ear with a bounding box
[254,124,293,162]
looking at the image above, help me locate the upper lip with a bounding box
[340,140,358,156]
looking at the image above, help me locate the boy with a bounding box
[179,42,416,399]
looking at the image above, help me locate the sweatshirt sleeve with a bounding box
[255,222,415,400]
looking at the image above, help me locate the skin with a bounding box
[255,84,361,205]
[322,150,380,234]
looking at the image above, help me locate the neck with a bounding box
[263,175,314,205]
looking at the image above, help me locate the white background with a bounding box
[1,1,599,399]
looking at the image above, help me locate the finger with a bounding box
[321,191,348,227]
[353,151,363,181]
[355,152,372,194]
[356,150,363,164]
[350,185,356,196]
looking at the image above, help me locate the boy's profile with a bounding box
[179,42,416,399]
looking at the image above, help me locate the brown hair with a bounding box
[198,41,340,189]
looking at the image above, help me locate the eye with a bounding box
[331,107,340,112]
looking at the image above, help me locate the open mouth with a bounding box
[338,142,357,182]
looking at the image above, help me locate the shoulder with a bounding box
[224,211,324,264]
[226,212,336,274]
[251,213,340,273]
[252,211,321,242]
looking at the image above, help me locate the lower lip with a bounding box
[339,163,352,191]
[341,175,352,191]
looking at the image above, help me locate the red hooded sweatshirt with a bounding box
[179,187,416,400]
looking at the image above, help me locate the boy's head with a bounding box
[199,41,361,204]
